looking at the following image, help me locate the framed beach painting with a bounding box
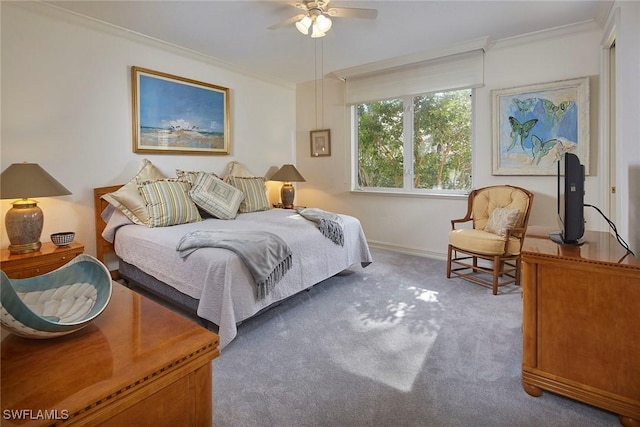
[492,77,589,175]
[132,66,230,155]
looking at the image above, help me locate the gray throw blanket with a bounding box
[296,208,344,246]
[176,230,292,299]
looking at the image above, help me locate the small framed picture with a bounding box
[310,129,331,157]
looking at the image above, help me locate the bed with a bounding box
[94,185,372,348]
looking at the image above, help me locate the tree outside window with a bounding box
[356,89,472,193]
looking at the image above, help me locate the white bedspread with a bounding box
[109,209,372,348]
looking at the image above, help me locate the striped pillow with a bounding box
[189,172,244,220]
[138,179,201,227]
[227,176,270,213]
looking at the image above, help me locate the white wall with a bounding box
[295,23,607,258]
[611,1,640,253]
[1,2,296,256]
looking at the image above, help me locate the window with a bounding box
[343,47,484,195]
[355,88,472,193]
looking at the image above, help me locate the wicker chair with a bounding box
[446,185,534,295]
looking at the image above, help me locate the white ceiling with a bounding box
[47,1,612,84]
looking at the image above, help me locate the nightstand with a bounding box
[0,241,84,279]
[273,203,307,209]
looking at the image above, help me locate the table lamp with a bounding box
[1,162,71,254]
[270,164,305,209]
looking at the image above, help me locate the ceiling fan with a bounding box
[268,0,378,38]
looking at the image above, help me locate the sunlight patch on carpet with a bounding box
[329,300,441,392]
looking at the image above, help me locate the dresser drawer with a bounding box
[3,253,80,278]
[1,242,84,279]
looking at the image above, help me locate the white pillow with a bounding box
[222,161,255,181]
[101,159,165,224]
[485,208,520,237]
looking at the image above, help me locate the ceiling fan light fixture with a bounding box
[316,14,332,33]
[295,15,312,35]
[310,22,326,38]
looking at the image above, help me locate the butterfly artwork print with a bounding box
[541,99,575,127]
[530,135,561,165]
[553,140,576,162]
[492,77,589,175]
[508,116,538,151]
[513,98,537,114]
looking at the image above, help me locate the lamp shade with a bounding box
[1,163,71,254]
[1,163,71,199]
[270,164,306,183]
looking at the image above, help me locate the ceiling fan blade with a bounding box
[268,14,306,30]
[326,7,378,19]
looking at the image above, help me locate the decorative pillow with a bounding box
[176,169,220,186]
[485,208,520,237]
[101,159,165,225]
[227,176,270,213]
[138,179,201,227]
[189,172,244,220]
[222,161,255,181]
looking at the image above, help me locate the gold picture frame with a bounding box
[310,129,331,157]
[132,66,230,155]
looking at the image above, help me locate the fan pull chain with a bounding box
[314,38,318,130]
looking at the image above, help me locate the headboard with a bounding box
[93,185,123,264]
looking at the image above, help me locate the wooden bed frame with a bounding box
[94,184,212,327]
[94,185,123,273]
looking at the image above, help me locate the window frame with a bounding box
[351,88,475,196]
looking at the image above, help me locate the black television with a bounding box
[550,152,585,245]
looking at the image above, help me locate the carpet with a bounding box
[212,248,618,427]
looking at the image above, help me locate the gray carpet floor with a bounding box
[212,248,618,427]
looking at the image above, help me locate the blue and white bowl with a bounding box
[51,231,75,246]
[0,254,112,338]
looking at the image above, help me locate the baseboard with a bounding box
[367,240,447,260]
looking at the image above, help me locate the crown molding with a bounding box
[489,19,602,50]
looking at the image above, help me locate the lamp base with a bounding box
[8,241,42,255]
[5,199,43,254]
[280,183,295,209]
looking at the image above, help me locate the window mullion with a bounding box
[403,97,414,190]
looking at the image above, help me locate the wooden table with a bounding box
[1,282,220,426]
[521,228,640,427]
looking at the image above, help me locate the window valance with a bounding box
[344,49,485,105]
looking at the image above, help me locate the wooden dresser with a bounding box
[521,228,640,427]
[1,282,220,426]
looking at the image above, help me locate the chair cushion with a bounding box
[472,187,530,230]
[449,229,521,256]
